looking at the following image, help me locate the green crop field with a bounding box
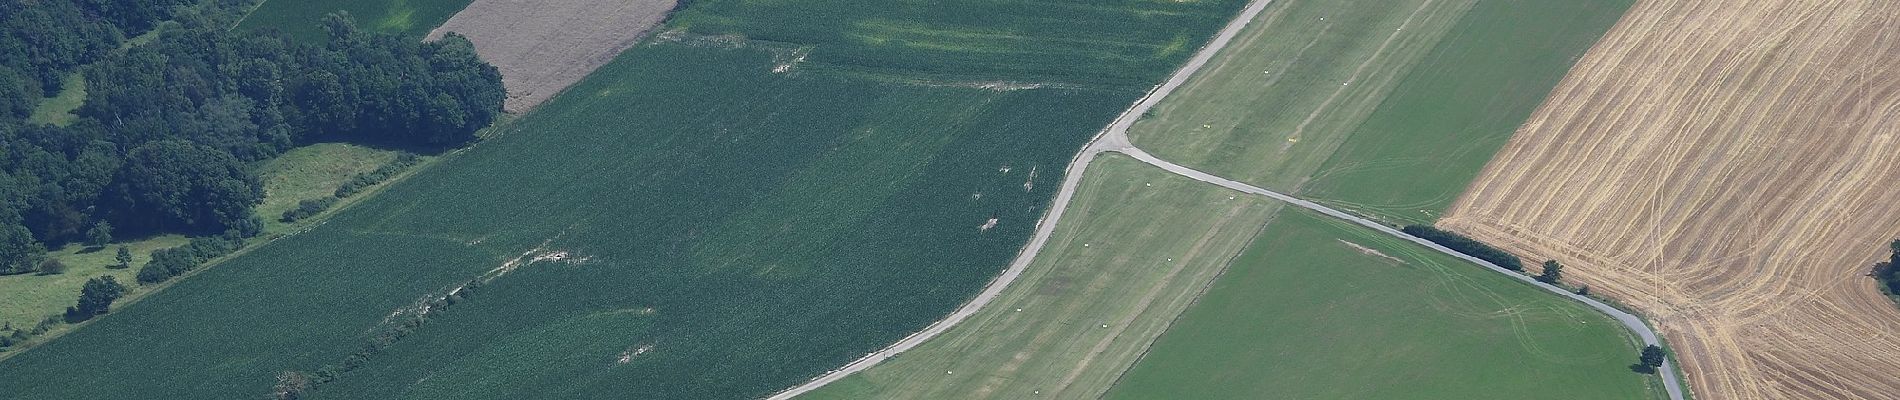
[1105,208,1665,399]
[800,154,1277,400]
[235,0,475,41]
[1131,0,1632,225]
[0,1,1244,399]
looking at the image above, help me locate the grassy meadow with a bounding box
[799,155,1277,399]
[0,1,1244,398]
[1296,0,1634,224]
[1104,209,1665,399]
[1130,0,1633,225]
[235,0,475,41]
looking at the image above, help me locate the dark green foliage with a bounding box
[64,275,126,322]
[85,221,112,247]
[1632,344,1666,374]
[113,246,132,269]
[279,198,338,223]
[1871,240,1900,296]
[1536,260,1562,284]
[35,258,65,275]
[334,153,420,198]
[108,141,264,233]
[0,8,500,267]
[1402,225,1523,271]
[135,235,245,285]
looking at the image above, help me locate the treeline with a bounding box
[1401,225,1523,271]
[0,1,504,274]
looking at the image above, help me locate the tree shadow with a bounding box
[1629,364,1657,374]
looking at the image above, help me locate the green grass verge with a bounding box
[0,236,185,330]
[1129,0,1474,191]
[1129,0,1633,225]
[1105,208,1667,399]
[253,143,402,232]
[799,154,1278,400]
[26,72,85,126]
[1297,0,1633,224]
[235,0,476,41]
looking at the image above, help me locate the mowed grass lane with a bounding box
[1105,208,1662,399]
[1130,0,1633,225]
[0,1,1244,398]
[800,155,1277,399]
[236,0,475,41]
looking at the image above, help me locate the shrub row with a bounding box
[279,198,339,223]
[135,235,247,285]
[334,153,421,198]
[1401,225,1523,271]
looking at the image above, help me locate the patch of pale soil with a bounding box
[979,218,999,232]
[427,0,679,112]
[1336,239,1403,264]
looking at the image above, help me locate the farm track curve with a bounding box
[764,0,1686,398]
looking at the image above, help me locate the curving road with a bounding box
[765,0,1686,398]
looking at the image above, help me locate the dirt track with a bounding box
[426,0,676,113]
[1441,1,1900,398]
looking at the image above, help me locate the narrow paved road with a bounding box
[765,0,1687,397]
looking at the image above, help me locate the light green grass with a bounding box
[800,154,1277,400]
[1129,0,1474,191]
[235,0,476,41]
[1105,208,1665,399]
[0,236,185,330]
[1297,0,1634,224]
[26,73,85,126]
[252,143,401,233]
[1130,0,1632,225]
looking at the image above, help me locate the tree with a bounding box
[1536,260,1563,284]
[113,246,132,268]
[65,275,126,322]
[36,258,66,275]
[1634,344,1667,374]
[107,140,264,233]
[85,221,113,247]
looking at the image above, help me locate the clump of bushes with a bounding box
[1871,240,1900,296]
[135,235,247,285]
[1402,225,1523,271]
[279,198,339,223]
[334,153,421,198]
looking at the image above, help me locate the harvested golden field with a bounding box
[1439,0,1900,398]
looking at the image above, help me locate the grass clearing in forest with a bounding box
[26,73,84,126]
[799,154,1277,400]
[1104,208,1666,400]
[235,0,475,41]
[0,1,1244,398]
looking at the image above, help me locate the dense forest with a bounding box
[0,0,505,275]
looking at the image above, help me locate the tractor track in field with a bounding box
[763,0,1685,397]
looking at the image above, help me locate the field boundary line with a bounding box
[758,0,1280,397]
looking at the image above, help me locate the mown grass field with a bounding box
[799,154,1277,400]
[0,236,184,330]
[235,0,475,41]
[1105,208,1664,399]
[253,143,402,232]
[1130,0,1632,225]
[0,1,1243,398]
[26,72,83,126]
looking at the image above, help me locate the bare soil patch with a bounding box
[1441,1,1900,398]
[427,0,678,112]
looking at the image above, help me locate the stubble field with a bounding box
[1440,0,1900,398]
